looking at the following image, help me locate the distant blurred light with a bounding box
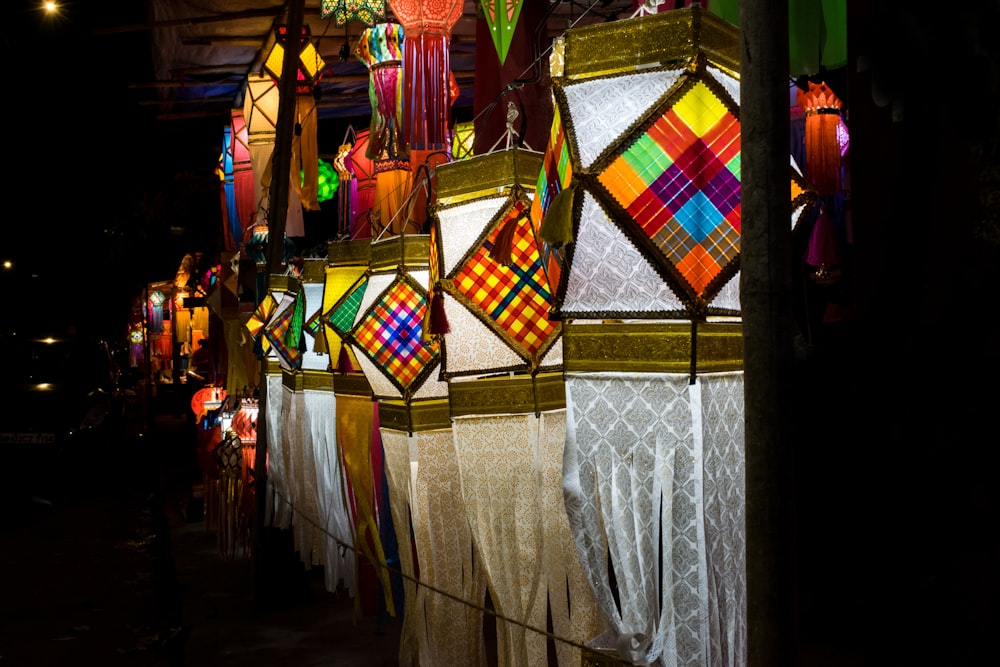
[43,2,58,13]
[2,260,11,269]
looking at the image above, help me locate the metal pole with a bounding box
[739,0,796,664]
[253,0,305,602]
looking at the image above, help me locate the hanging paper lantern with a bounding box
[480,0,525,66]
[334,134,356,238]
[347,234,483,666]
[796,80,846,196]
[450,120,475,160]
[191,386,227,420]
[386,0,464,151]
[347,235,447,405]
[430,148,605,667]
[346,129,377,239]
[315,159,339,203]
[322,239,372,376]
[354,23,406,160]
[219,125,241,251]
[550,8,749,664]
[230,109,255,246]
[372,158,414,238]
[263,286,306,372]
[242,74,279,216]
[321,0,386,27]
[430,149,561,377]
[263,25,327,95]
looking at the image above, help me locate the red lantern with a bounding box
[386,0,464,151]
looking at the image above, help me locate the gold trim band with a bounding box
[563,321,743,373]
[448,373,565,417]
[379,399,452,433]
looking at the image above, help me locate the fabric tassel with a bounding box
[804,207,841,271]
[488,214,520,266]
[539,180,577,248]
[312,329,328,355]
[337,345,354,373]
[429,289,450,335]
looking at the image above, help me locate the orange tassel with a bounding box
[797,82,845,196]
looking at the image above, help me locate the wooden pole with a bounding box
[253,0,305,603]
[739,0,796,664]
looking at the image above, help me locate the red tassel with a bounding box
[336,345,354,373]
[429,289,450,335]
[488,214,520,266]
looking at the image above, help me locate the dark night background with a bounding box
[4,1,224,342]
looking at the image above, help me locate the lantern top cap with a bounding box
[554,5,739,81]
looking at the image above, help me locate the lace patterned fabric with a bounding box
[264,375,291,529]
[453,410,604,667]
[563,192,684,314]
[382,427,489,667]
[563,372,746,666]
[304,389,357,596]
[562,70,684,169]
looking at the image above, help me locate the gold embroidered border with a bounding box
[433,149,543,204]
[332,372,372,397]
[563,321,743,373]
[327,238,372,266]
[300,258,328,283]
[448,372,565,417]
[370,234,430,271]
[378,399,452,433]
[556,6,739,81]
[267,274,298,294]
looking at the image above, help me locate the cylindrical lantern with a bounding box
[230,109,256,245]
[355,22,406,160]
[372,158,414,238]
[796,80,847,196]
[386,0,464,151]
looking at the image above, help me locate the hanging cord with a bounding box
[269,487,642,665]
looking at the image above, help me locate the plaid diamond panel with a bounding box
[453,203,558,356]
[324,276,368,337]
[598,79,741,298]
[353,278,439,391]
[264,302,302,369]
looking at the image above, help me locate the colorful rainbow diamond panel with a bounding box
[352,278,439,391]
[598,80,741,298]
[324,276,368,337]
[452,203,557,357]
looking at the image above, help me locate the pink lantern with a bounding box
[229,110,255,244]
[386,0,464,151]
